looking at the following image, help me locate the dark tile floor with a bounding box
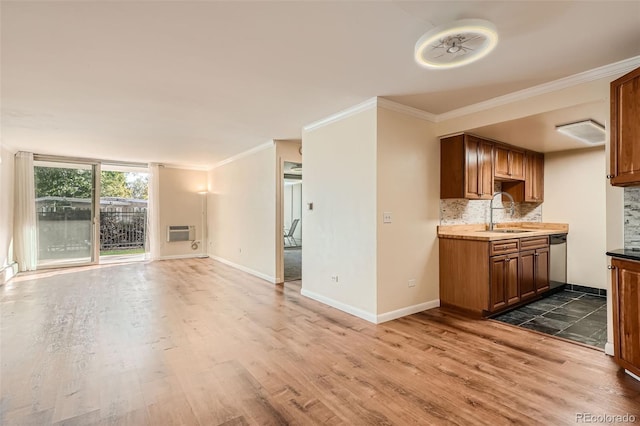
[492,290,607,349]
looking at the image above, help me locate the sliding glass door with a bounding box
[34,159,99,267]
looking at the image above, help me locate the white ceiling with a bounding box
[1,1,639,167]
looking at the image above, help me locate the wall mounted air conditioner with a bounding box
[167,225,195,242]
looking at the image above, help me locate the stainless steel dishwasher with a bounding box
[549,234,567,290]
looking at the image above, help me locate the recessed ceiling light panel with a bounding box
[414,19,499,69]
[556,119,606,145]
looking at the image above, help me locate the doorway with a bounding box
[283,161,302,281]
[33,157,149,268]
[34,159,98,267]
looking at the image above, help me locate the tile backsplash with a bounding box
[624,187,640,248]
[440,183,543,225]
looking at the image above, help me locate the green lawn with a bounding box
[100,248,145,256]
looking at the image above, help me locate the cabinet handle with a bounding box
[535,253,539,257]
[607,265,616,270]
[606,174,614,179]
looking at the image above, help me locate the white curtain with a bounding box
[146,163,161,260]
[14,152,37,271]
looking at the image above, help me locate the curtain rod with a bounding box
[32,153,148,168]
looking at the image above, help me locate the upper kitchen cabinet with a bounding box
[441,134,494,200]
[610,66,640,187]
[503,151,544,203]
[494,144,525,181]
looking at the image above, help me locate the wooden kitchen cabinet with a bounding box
[441,134,494,200]
[503,151,544,203]
[490,254,519,311]
[519,236,550,299]
[610,66,640,187]
[439,235,554,316]
[610,258,640,377]
[494,145,525,181]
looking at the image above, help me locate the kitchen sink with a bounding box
[478,229,534,233]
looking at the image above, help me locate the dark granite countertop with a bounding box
[606,249,640,262]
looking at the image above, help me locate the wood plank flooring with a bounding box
[1,258,639,425]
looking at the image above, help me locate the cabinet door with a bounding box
[494,145,511,179]
[525,152,544,202]
[519,250,536,299]
[510,150,525,181]
[611,258,640,377]
[465,136,494,200]
[535,247,550,293]
[478,140,494,199]
[610,67,640,186]
[490,255,508,311]
[505,256,520,305]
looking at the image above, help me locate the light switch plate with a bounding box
[383,212,392,223]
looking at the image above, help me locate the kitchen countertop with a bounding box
[606,249,640,262]
[438,222,569,241]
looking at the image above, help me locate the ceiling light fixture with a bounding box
[555,119,606,145]
[414,19,499,69]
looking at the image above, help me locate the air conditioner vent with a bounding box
[167,225,195,242]
[555,119,605,145]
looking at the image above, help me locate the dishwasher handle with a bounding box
[550,234,567,245]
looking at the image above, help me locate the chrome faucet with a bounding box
[489,192,515,231]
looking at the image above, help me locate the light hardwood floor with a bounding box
[1,258,639,425]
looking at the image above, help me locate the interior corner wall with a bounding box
[301,108,378,320]
[376,107,440,317]
[208,144,277,282]
[0,146,15,275]
[543,147,607,289]
[158,167,208,259]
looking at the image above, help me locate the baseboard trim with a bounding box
[376,299,441,323]
[625,369,640,382]
[1,262,18,285]
[159,254,209,260]
[209,255,276,284]
[604,342,615,356]
[300,288,377,323]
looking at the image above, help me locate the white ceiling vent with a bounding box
[555,119,606,145]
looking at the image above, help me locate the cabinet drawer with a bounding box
[490,239,520,256]
[520,236,549,250]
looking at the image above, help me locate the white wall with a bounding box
[302,108,378,320]
[376,107,440,317]
[208,143,277,282]
[543,147,607,289]
[0,146,16,282]
[159,166,208,259]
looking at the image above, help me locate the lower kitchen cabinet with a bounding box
[490,254,519,311]
[610,258,640,377]
[440,235,552,316]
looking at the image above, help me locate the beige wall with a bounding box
[301,108,378,319]
[208,144,278,282]
[0,146,15,278]
[543,147,607,289]
[159,167,208,258]
[376,108,440,316]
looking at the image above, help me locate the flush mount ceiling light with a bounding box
[414,19,498,69]
[556,119,606,145]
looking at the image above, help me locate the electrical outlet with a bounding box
[331,275,339,283]
[383,212,392,223]
[408,279,416,288]
[238,248,242,253]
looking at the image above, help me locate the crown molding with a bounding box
[210,140,274,170]
[436,55,640,122]
[161,163,211,171]
[376,97,437,122]
[303,97,378,132]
